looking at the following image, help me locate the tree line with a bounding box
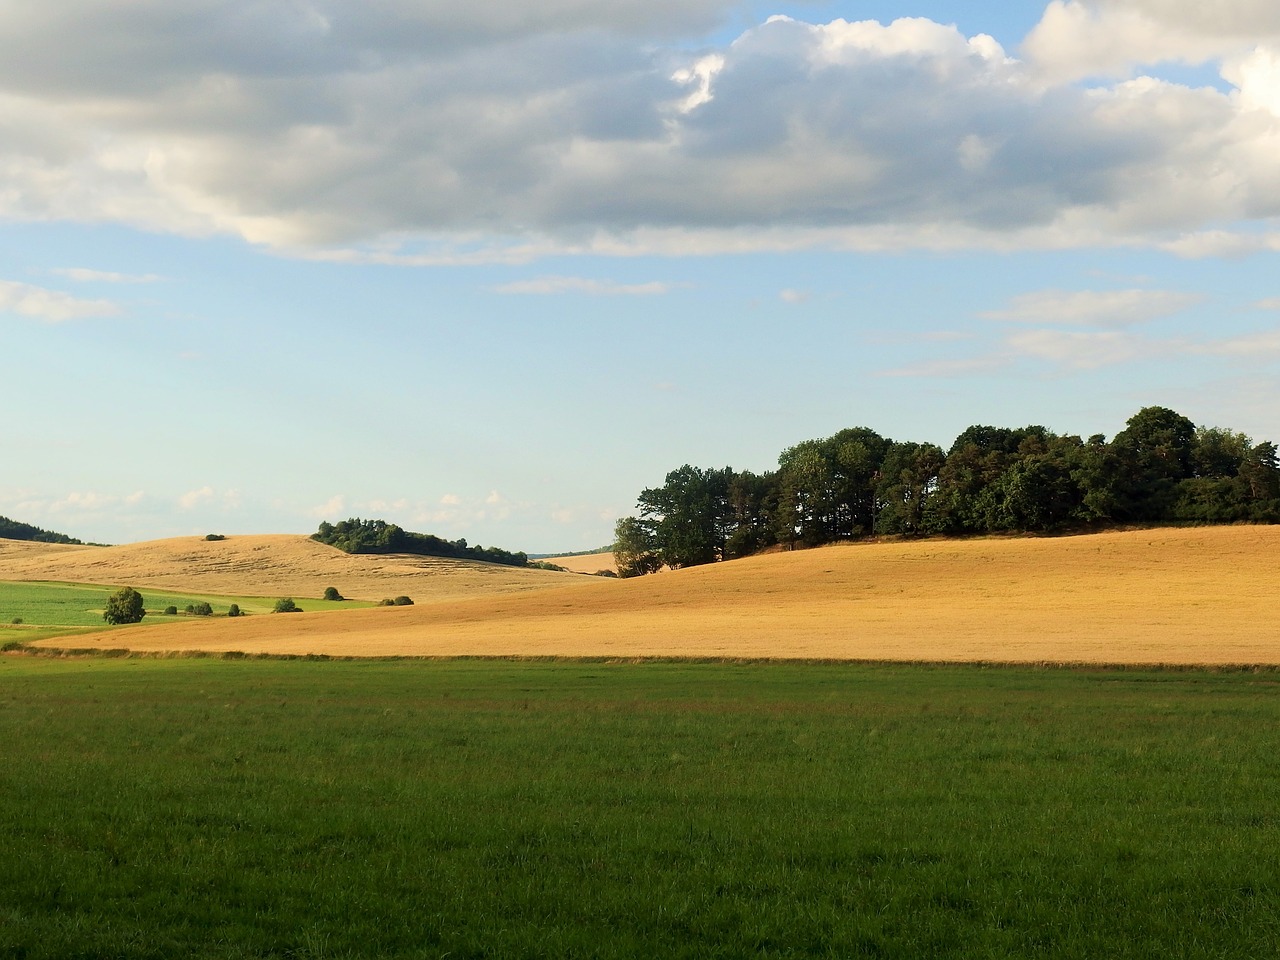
[613,406,1280,577]
[0,515,81,545]
[313,518,531,568]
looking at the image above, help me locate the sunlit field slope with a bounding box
[542,550,617,575]
[36,526,1280,665]
[0,534,579,602]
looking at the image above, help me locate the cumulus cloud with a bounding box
[981,288,1203,327]
[0,280,121,321]
[2,4,1280,257]
[1024,1,1280,82]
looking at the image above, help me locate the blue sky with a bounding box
[4,0,1280,551]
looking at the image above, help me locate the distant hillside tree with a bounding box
[617,404,1280,575]
[0,515,82,545]
[313,518,530,567]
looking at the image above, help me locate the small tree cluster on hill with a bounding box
[313,518,530,567]
[614,406,1280,576]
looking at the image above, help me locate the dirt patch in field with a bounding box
[0,534,580,602]
[30,526,1280,665]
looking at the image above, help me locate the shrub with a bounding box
[103,587,146,625]
[10,617,22,624]
[191,601,213,617]
[392,595,414,606]
[227,603,242,617]
[273,598,300,614]
[379,599,395,606]
[322,587,343,602]
[204,534,226,541]
[185,604,195,614]
[163,606,178,616]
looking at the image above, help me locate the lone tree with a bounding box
[322,587,343,601]
[103,587,146,625]
[273,598,300,613]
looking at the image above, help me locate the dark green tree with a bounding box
[614,516,662,578]
[875,442,945,535]
[103,587,145,625]
[636,465,734,568]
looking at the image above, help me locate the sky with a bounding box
[4,0,1280,552]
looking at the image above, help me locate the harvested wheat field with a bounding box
[0,534,581,602]
[541,551,617,575]
[34,525,1280,665]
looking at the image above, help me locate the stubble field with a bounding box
[16,525,1280,666]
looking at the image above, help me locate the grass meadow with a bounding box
[2,656,1279,958]
[0,580,373,643]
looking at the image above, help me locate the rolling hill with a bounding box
[0,533,582,602]
[25,525,1280,666]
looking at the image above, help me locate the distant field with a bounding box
[0,534,580,603]
[35,525,1280,666]
[0,580,372,635]
[542,550,617,575]
[3,656,1279,958]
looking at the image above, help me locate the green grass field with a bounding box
[0,580,374,639]
[2,656,1279,958]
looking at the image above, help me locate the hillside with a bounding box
[0,534,581,602]
[33,525,1280,665]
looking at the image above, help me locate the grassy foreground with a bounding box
[2,657,1279,958]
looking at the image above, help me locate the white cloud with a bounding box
[0,280,121,322]
[48,491,116,513]
[178,486,215,509]
[779,288,810,304]
[981,289,1203,327]
[51,268,163,284]
[311,494,345,517]
[1023,1,1280,83]
[1004,329,1157,369]
[439,493,461,506]
[3,7,1280,257]
[1254,297,1280,310]
[495,276,674,295]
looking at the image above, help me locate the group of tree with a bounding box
[614,406,1280,577]
[0,515,81,545]
[313,518,531,568]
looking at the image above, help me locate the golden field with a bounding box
[540,550,617,575]
[23,525,1280,665]
[0,534,582,602]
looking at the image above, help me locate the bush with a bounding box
[204,534,226,541]
[191,601,213,617]
[379,599,395,606]
[163,606,178,616]
[322,587,343,601]
[103,587,146,625]
[10,617,22,624]
[392,595,414,606]
[273,598,300,614]
[185,604,195,614]
[227,603,242,618]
